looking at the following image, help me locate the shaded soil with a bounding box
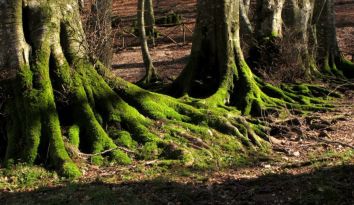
[2,164,354,204]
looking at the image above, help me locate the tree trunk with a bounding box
[171,0,331,115]
[137,0,159,84]
[249,0,354,78]
[255,0,285,38]
[1,0,268,177]
[313,0,353,77]
[171,0,271,114]
[240,0,254,35]
[89,0,113,68]
[144,0,156,46]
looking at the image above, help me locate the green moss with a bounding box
[114,131,137,148]
[91,155,104,166]
[180,149,194,166]
[68,125,80,148]
[18,65,33,89]
[61,162,81,179]
[141,142,159,160]
[338,58,354,78]
[110,150,132,165]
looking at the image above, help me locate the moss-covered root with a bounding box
[6,51,272,177]
[198,60,334,116]
[97,63,270,150]
[338,58,354,79]
[321,56,354,79]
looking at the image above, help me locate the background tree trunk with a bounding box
[144,0,156,46]
[248,0,354,78]
[90,0,113,68]
[172,0,331,115]
[255,0,285,38]
[137,0,159,84]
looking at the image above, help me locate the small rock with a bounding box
[263,164,271,168]
[318,187,325,192]
[293,151,300,157]
[270,136,283,144]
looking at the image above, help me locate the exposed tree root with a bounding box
[5,52,272,178]
[1,0,273,179]
[174,59,335,116]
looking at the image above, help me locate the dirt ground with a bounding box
[0,0,354,204]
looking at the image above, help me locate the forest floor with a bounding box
[1,0,354,204]
[1,94,353,204]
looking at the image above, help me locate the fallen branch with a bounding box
[309,136,354,150]
[79,146,136,157]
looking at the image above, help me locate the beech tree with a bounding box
[0,0,351,178]
[251,0,354,78]
[86,0,113,68]
[144,0,156,44]
[137,0,159,84]
[0,0,271,178]
[172,0,353,112]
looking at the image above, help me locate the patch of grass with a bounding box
[307,148,354,168]
[0,164,59,191]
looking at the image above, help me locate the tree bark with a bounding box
[171,0,270,114]
[171,0,332,115]
[137,0,159,84]
[248,0,354,78]
[313,0,353,77]
[89,0,113,68]
[255,0,285,38]
[144,0,156,46]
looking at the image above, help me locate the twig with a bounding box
[308,136,354,149]
[327,82,354,98]
[79,146,136,157]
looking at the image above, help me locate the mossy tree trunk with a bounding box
[313,0,354,78]
[281,0,318,76]
[137,0,159,84]
[170,0,332,115]
[171,0,273,114]
[1,0,269,177]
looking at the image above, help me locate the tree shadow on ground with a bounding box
[1,164,353,205]
[112,56,189,70]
